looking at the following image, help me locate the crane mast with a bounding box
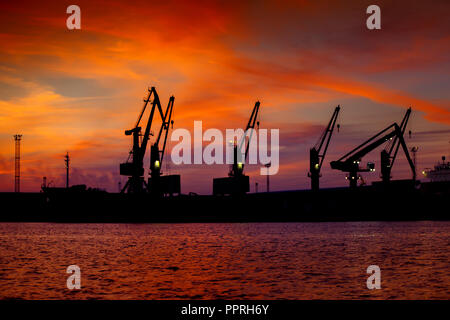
[308,105,340,191]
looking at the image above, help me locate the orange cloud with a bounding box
[225,57,450,124]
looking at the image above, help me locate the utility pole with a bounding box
[64,152,70,188]
[14,134,22,193]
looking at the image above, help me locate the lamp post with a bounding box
[411,147,418,179]
[265,162,271,192]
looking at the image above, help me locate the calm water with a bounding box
[0,222,449,299]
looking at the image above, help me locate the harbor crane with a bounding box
[380,107,411,185]
[308,105,340,191]
[213,101,260,195]
[120,87,179,195]
[330,108,415,188]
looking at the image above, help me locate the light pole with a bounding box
[411,147,418,179]
[265,162,271,192]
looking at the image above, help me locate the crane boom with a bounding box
[150,96,174,177]
[330,121,415,188]
[309,105,340,190]
[139,88,164,161]
[158,97,174,164]
[230,101,260,177]
[148,95,179,196]
[237,101,260,166]
[381,108,411,183]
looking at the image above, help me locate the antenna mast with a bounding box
[14,134,22,193]
[65,152,70,188]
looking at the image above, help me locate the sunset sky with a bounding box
[0,0,449,193]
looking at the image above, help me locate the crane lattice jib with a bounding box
[331,123,415,179]
[156,96,175,164]
[314,105,340,170]
[237,101,260,162]
[385,107,411,168]
[337,123,397,164]
[139,87,165,161]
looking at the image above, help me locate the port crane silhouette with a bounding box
[308,105,340,191]
[213,101,260,195]
[330,108,415,188]
[380,107,412,185]
[120,87,178,195]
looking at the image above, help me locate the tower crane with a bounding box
[120,87,179,195]
[308,105,340,191]
[213,101,260,195]
[330,108,415,188]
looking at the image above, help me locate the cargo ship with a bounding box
[423,156,450,182]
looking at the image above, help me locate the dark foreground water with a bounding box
[0,222,448,299]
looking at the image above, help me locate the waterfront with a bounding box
[0,221,449,299]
